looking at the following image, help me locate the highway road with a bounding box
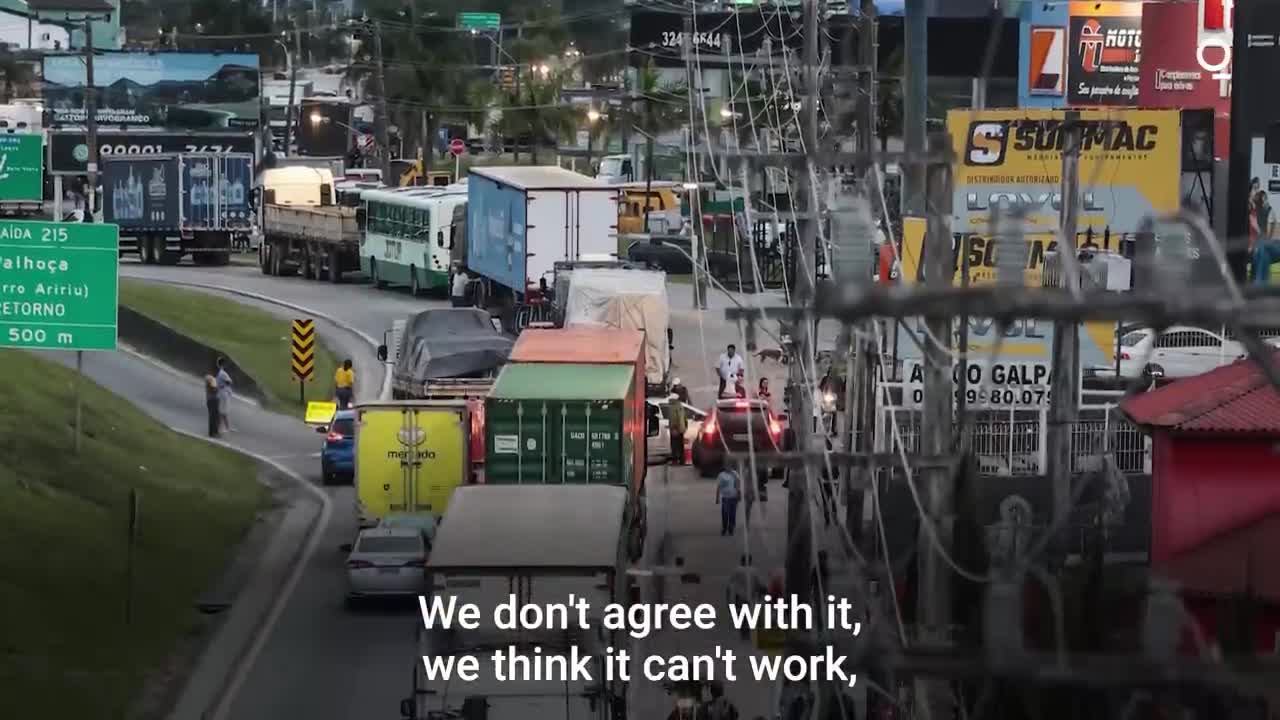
[119,259,851,719]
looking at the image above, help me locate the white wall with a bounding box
[0,13,68,51]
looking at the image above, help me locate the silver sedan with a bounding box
[344,527,428,603]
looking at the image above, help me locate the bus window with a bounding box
[437,230,445,247]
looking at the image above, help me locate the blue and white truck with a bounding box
[464,166,619,319]
[103,152,255,266]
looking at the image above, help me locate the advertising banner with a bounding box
[1067,1,1142,106]
[1228,0,1280,246]
[1137,1,1230,160]
[42,52,260,130]
[0,134,43,201]
[949,108,1182,236]
[1028,26,1067,97]
[901,359,1053,410]
[49,130,256,174]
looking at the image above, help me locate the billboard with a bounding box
[1027,26,1067,97]
[949,108,1182,236]
[1227,0,1280,253]
[49,130,256,174]
[42,52,260,130]
[1137,1,1230,161]
[1067,1,1142,106]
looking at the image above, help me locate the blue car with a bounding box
[319,409,356,485]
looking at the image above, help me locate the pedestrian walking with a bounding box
[215,357,233,433]
[450,265,471,307]
[703,681,739,720]
[668,391,687,466]
[715,466,741,536]
[204,373,220,438]
[334,359,355,409]
[714,344,744,399]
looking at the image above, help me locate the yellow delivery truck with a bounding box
[354,400,470,529]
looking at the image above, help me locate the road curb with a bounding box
[120,276,393,401]
[161,428,333,720]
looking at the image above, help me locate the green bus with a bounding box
[360,186,466,295]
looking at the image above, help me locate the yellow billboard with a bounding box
[355,404,468,523]
[948,108,1181,235]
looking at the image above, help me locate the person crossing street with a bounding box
[715,465,742,536]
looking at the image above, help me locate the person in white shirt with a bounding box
[450,264,471,307]
[715,344,744,398]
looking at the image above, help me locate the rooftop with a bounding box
[470,165,614,191]
[509,327,646,365]
[1119,352,1280,435]
[427,485,627,572]
[490,362,634,401]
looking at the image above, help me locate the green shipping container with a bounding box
[485,363,638,490]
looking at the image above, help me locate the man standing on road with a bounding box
[668,390,687,466]
[450,264,472,307]
[715,465,741,536]
[334,359,355,409]
[204,372,220,438]
[715,344,744,399]
[215,357,233,433]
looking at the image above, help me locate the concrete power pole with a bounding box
[902,0,927,216]
[84,19,97,221]
[373,20,392,183]
[916,131,955,718]
[682,15,708,310]
[1048,110,1082,544]
[785,0,822,623]
[284,28,300,156]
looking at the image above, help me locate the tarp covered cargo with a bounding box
[560,267,670,387]
[392,308,512,384]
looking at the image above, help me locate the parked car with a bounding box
[645,396,707,465]
[1115,326,1246,380]
[691,398,786,478]
[318,409,355,485]
[344,527,428,604]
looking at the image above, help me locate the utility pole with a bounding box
[372,20,392,183]
[84,18,97,221]
[916,131,955,719]
[784,0,822,623]
[1047,110,1082,546]
[683,15,707,310]
[902,0,927,215]
[284,28,299,157]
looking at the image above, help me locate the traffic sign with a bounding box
[0,219,119,351]
[291,318,315,382]
[457,12,500,30]
[0,134,43,201]
[449,138,466,157]
[305,401,337,425]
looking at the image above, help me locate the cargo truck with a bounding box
[353,401,472,530]
[556,265,672,395]
[258,165,363,281]
[103,152,254,266]
[484,362,646,559]
[464,166,619,327]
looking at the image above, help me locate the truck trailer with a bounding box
[464,166,618,323]
[258,166,362,281]
[103,152,254,265]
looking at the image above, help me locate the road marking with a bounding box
[118,276,391,401]
[174,432,333,720]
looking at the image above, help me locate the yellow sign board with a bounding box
[305,401,338,425]
[291,318,316,381]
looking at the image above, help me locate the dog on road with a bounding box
[755,347,786,364]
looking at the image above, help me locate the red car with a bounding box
[691,398,786,478]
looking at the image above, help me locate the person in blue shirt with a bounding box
[715,467,741,536]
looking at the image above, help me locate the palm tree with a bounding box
[627,62,688,227]
[493,69,578,165]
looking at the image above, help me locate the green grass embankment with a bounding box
[0,351,267,717]
[119,280,340,414]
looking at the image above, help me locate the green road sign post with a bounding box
[0,219,119,351]
[0,134,43,202]
[457,12,501,30]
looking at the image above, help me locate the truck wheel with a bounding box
[159,250,181,266]
[370,258,385,288]
[302,246,315,280]
[328,247,341,283]
[409,266,421,296]
[213,251,231,266]
[270,243,284,276]
[260,243,272,275]
[143,237,157,265]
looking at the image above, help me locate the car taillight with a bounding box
[327,432,344,442]
[702,416,718,436]
[769,419,782,437]
[347,559,372,569]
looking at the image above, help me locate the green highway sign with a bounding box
[457,12,501,30]
[0,134,43,202]
[0,219,119,351]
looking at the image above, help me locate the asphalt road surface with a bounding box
[120,259,852,720]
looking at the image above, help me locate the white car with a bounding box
[344,527,428,603]
[645,397,707,464]
[1115,326,1246,380]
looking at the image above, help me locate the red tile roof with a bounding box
[1120,351,1280,434]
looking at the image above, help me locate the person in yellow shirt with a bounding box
[334,359,355,409]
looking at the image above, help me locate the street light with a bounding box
[587,109,601,123]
